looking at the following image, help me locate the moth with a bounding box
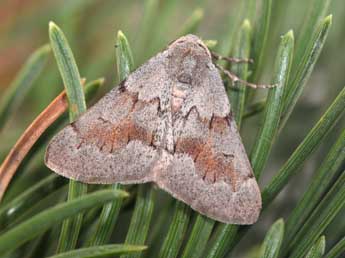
[45,34,262,224]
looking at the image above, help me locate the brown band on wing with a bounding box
[175,138,205,160]
[74,91,157,153]
[210,116,228,134]
[77,118,154,153]
[127,119,154,146]
[194,143,218,183]
[194,144,238,191]
[174,114,241,191]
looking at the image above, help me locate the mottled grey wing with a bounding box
[155,111,261,224]
[152,50,261,224]
[45,51,171,184]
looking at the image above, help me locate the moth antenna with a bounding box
[211,51,254,64]
[215,63,277,89]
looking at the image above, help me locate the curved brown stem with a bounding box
[0,91,68,201]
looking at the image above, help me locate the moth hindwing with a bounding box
[45,34,262,224]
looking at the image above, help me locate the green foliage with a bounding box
[0,44,50,131]
[85,184,123,246]
[181,215,215,258]
[122,185,155,258]
[116,30,134,83]
[281,15,332,128]
[325,236,345,258]
[158,201,191,258]
[284,128,345,248]
[251,0,272,81]
[288,169,345,258]
[262,85,345,207]
[0,174,63,228]
[259,219,284,258]
[49,21,88,253]
[305,236,326,258]
[49,21,86,121]
[228,19,251,127]
[178,8,204,37]
[47,244,147,258]
[250,30,294,178]
[0,189,128,255]
[0,1,344,258]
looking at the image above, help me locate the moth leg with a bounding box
[214,63,277,89]
[211,51,253,64]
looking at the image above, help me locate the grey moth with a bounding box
[45,34,262,224]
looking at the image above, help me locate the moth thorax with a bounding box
[177,54,197,84]
[171,83,189,113]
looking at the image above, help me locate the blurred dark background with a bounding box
[1,0,344,256]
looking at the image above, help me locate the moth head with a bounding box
[168,34,211,85]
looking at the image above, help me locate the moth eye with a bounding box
[177,73,192,84]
